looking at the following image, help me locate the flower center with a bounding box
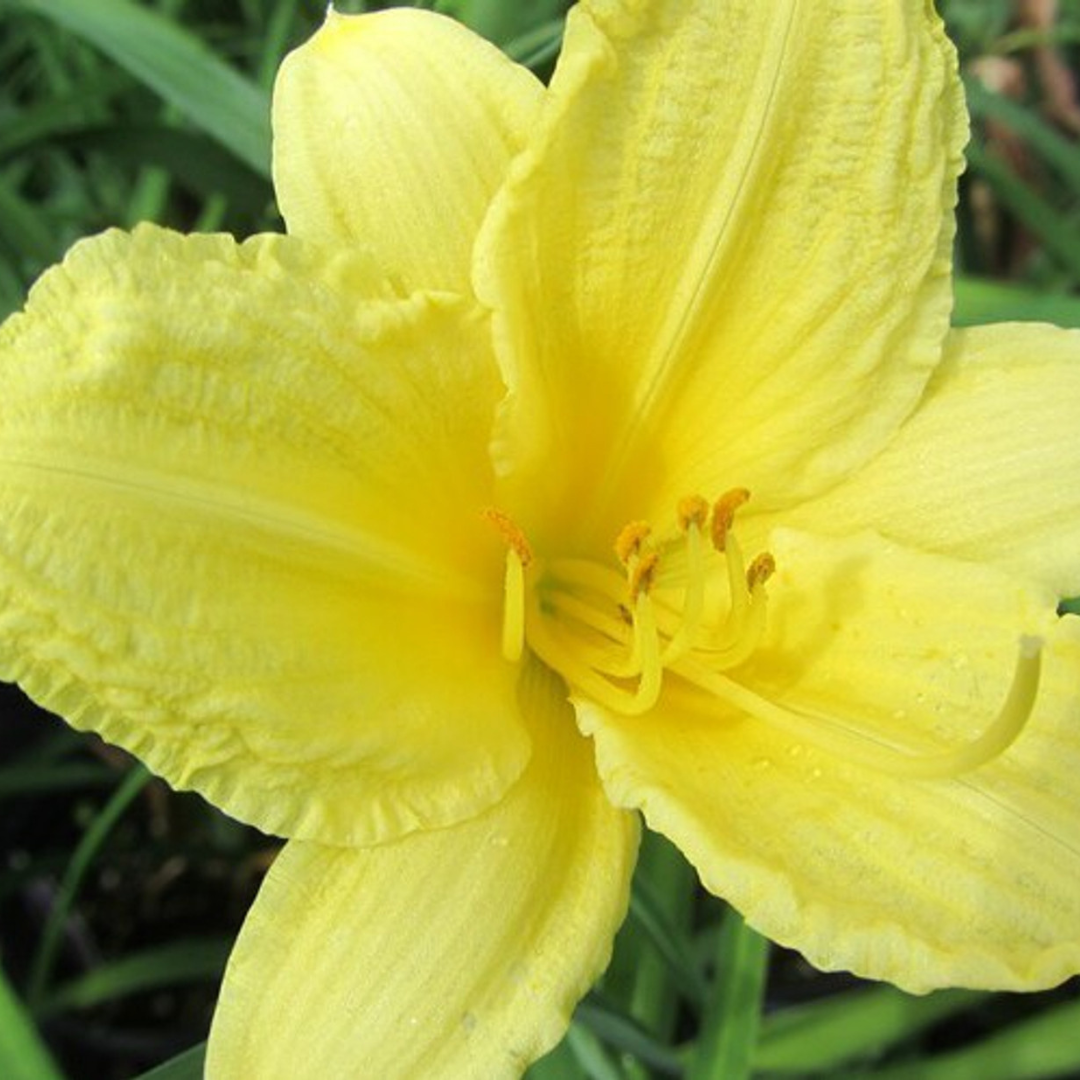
[482,493,1043,780]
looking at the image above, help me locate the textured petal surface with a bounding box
[274,8,542,293]
[776,324,1080,598]
[0,224,526,846]
[206,660,638,1080]
[580,529,1080,991]
[476,0,968,551]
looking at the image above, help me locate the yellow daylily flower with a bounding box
[2,0,1080,1075]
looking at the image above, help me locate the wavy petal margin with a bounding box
[0,225,526,846]
[476,0,967,550]
[274,8,542,293]
[207,660,638,1079]
[580,529,1080,991]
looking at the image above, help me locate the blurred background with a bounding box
[1,1,1079,1078]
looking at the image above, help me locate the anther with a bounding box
[615,521,652,565]
[481,507,533,566]
[711,488,751,552]
[629,551,660,601]
[677,495,709,531]
[746,552,776,590]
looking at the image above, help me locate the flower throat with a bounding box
[483,492,1043,782]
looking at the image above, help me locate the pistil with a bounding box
[483,494,1042,782]
[675,636,1043,779]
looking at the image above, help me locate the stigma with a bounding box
[483,493,1043,781]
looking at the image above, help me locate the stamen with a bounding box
[662,495,709,664]
[481,507,533,566]
[524,588,663,715]
[501,550,526,662]
[711,488,750,552]
[615,521,652,565]
[630,591,663,710]
[482,508,532,662]
[698,584,768,669]
[700,530,753,653]
[629,551,660,601]
[746,552,776,590]
[677,494,710,531]
[507,489,777,718]
[676,636,1043,779]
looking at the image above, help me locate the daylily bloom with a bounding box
[2,0,1080,1075]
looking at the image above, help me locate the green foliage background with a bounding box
[0,1,1079,1078]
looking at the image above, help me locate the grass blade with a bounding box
[131,1042,206,1080]
[25,765,151,1008]
[840,998,1080,1080]
[39,937,232,1018]
[0,961,63,1080]
[755,986,985,1073]
[12,0,271,176]
[965,138,1080,280]
[954,275,1080,326]
[688,909,769,1080]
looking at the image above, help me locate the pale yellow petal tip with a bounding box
[312,3,357,47]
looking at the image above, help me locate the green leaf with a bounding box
[26,765,151,1008]
[838,998,1080,1080]
[0,762,116,799]
[567,1022,628,1080]
[687,909,769,1080]
[577,998,682,1076]
[964,139,1080,281]
[503,18,564,71]
[39,937,232,1018]
[526,1039,588,1080]
[11,0,271,176]
[131,1043,206,1080]
[953,276,1080,327]
[0,961,64,1080]
[628,866,707,1011]
[63,125,271,211]
[965,78,1080,198]
[0,174,58,265]
[437,0,569,46]
[755,986,985,1073]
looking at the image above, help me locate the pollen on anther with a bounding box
[481,507,533,566]
[711,488,751,551]
[615,521,652,565]
[677,495,709,531]
[746,552,776,589]
[630,551,661,600]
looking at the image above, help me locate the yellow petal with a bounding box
[580,529,1080,991]
[274,8,542,292]
[206,660,638,1080]
[476,0,967,550]
[0,224,526,846]
[777,323,1080,598]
